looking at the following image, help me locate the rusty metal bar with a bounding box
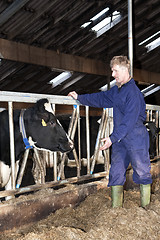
[33,148,45,184]
[101,109,110,174]
[90,108,108,174]
[16,148,30,188]
[57,105,79,180]
[53,152,57,181]
[0,171,108,199]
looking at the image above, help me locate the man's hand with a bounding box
[68,91,78,100]
[100,137,112,150]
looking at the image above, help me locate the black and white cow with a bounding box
[0,98,73,191]
[145,121,160,159]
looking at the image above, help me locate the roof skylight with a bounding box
[81,8,109,29]
[90,7,109,21]
[139,31,160,45]
[99,79,116,91]
[145,37,160,52]
[81,8,122,37]
[141,84,160,97]
[49,71,72,88]
[81,22,90,28]
[139,31,160,52]
[92,11,121,32]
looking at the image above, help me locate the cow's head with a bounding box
[145,121,160,159]
[145,121,160,138]
[25,99,74,153]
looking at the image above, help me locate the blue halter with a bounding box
[19,109,33,150]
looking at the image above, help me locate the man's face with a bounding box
[111,64,129,85]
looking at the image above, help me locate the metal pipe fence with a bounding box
[0,91,160,200]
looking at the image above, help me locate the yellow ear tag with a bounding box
[42,119,47,127]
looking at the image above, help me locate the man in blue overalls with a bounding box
[68,55,152,208]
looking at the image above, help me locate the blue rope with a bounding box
[20,110,33,150]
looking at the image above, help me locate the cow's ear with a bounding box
[34,98,49,122]
[38,111,49,122]
[35,98,49,113]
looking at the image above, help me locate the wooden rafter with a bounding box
[0,38,160,85]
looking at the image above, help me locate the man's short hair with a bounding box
[110,56,131,73]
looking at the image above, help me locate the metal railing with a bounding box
[0,91,109,199]
[0,91,160,200]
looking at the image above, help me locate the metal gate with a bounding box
[0,91,160,200]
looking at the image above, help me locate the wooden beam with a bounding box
[0,38,107,76]
[0,180,108,232]
[0,160,159,232]
[0,38,160,84]
[133,68,160,85]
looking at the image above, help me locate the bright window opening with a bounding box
[91,7,109,21]
[141,84,160,97]
[49,71,72,88]
[145,37,160,52]
[92,11,120,32]
[81,22,91,28]
[139,31,160,52]
[100,79,116,91]
[81,8,121,37]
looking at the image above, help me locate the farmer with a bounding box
[68,55,152,208]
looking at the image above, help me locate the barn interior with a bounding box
[0,1,160,236]
[0,0,160,107]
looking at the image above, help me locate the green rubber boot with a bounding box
[111,185,123,208]
[140,184,151,208]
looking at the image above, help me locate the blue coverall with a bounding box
[77,79,152,186]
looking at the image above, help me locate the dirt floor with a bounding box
[0,178,159,240]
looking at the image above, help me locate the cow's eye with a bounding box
[49,120,56,126]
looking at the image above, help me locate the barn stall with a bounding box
[0,91,160,239]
